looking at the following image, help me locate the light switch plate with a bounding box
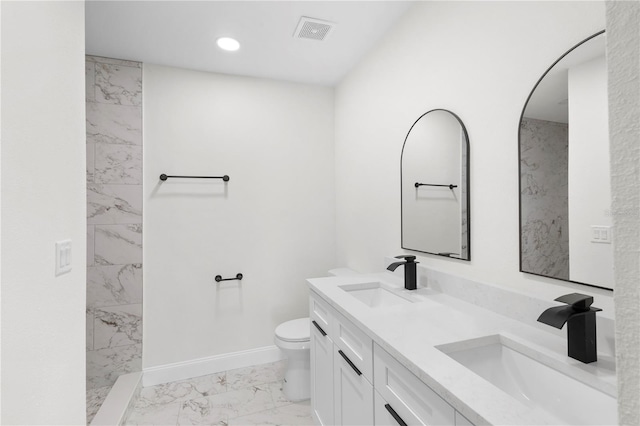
[591,226,612,244]
[55,239,72,275]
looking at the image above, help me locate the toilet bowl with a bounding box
[274,317,310,401]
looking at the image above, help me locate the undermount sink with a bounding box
[339,282,413,308]
[437,335,617,425]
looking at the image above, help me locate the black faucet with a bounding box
[387,255,418,290]
[537,293,602,363]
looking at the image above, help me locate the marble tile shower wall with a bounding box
[520,117,569,279]
[86,56,143,391]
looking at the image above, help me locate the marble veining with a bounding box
[95,62,142,106]
[88,264,143,308]
[87,225,95,267]
[137,373,227,409]
[87,55,143,68]
[94,224,142,265]
[87,141,95,182]
[87,385,112,424]
[520,117,569,279]
[226,361,286,391]
[86,55,144,417]
[86,60,96,102]
[94,143,142,184]
[93,304,142,350]
[122,360,313,426]
[228,400,314,426]
[87,310,95,351]
[88,183,142,224]
[87,102,142,145]
[87,343,142,390]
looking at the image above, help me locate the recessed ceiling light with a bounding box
[216,37,240,52]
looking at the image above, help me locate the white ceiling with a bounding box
[85,1,414,87]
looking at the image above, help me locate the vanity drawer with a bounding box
[310,293,333,338]
[374,343,455,425]
[332,310,373,382]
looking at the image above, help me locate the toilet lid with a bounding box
[275,318,310,342]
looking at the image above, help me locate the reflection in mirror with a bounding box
[519,31,612,290]
[401,109,470,260]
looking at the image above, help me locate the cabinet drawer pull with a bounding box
[385,404,408,426]
[312,320,327,336]
[338,349,362,376]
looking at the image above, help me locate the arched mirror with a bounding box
[401,109,470,260]
[519,31,612,290]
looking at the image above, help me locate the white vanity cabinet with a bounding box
[310,295,335,425]
[310,292,474,426]
[310,293,374,425]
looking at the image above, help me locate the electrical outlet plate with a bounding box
[56,240,72,275]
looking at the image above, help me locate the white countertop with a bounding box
[307,272,617,426]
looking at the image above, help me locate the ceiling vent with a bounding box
[293,16,335,41]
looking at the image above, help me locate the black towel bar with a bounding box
[215,273,243,282]
[160,174,229,182]
[415,182,457,189]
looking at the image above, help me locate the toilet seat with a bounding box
[275,318,310,342]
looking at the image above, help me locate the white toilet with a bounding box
[274,317,311,401]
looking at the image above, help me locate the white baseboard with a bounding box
[142,345,285,387]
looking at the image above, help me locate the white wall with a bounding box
[143,65,335,368]
[606,1,640,424]
[335,1,609,298]
[568,55,613,286]
[1,2,86,424]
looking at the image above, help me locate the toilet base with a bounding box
[282,349,310,401]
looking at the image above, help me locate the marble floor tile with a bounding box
[88,183,142,224]
[94,224,142,265]
[95,62,142,106]
[94,304,142,350]
[126,401,181,426]
[226,360,286,391]
[87,385,112,424]
[94,143,142,184]
[228,401,314,426]
[122,361,311,426]
[176,383,276,425]
[138,372,227,408]
[177,397,228,425]
[208,383,276,419]
[266,380,290,408]
[87,343,142,390]
[88,264,143,309]
[87,101,142,146]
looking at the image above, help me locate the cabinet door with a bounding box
[332,310,373,381]
[310,294,333,337]
[334,346,374,425]
[374,344,455,425]
[311,320,334,426]
[375,390,407,426]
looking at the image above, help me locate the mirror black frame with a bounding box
[517,30,612,291]
[400,108,471,260]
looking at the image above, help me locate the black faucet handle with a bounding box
[555,293,600,312]
[394,255,417,263]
